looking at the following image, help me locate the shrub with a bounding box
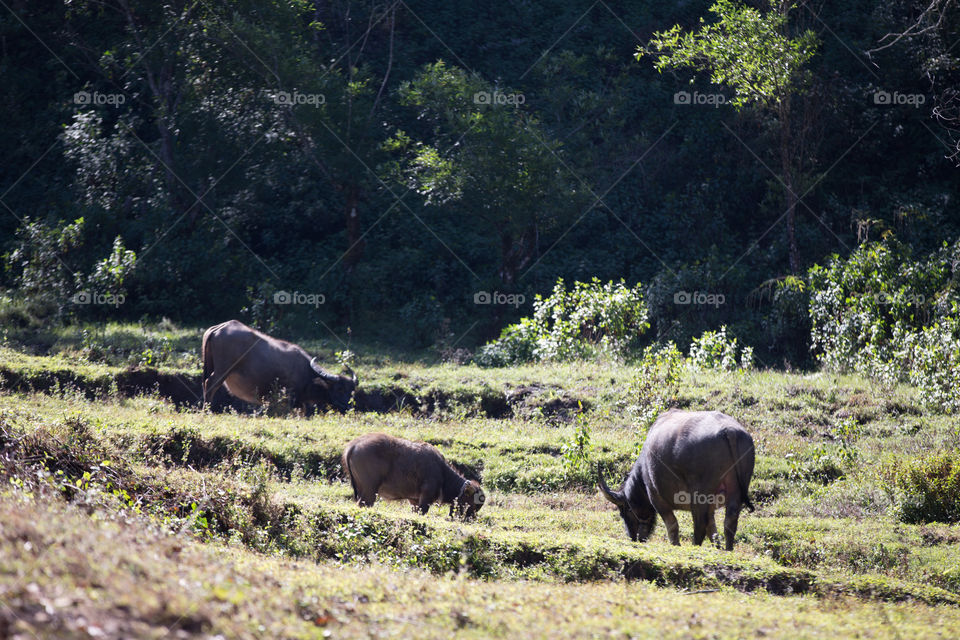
[808,237,960,411]
[475,278,649,365]
[473,318,539,367]
[6,216,85,316]
[885,452,960,524]
[688,325,753,371]
[894,316,960,413]
[87,236,136,303]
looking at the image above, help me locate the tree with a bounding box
[385,61,586,286]
[639,0,819,273]
[869,0,960,164]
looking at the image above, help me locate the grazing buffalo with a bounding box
[201,320,357,413]
[598,409,755,550]
[342,432,485,520]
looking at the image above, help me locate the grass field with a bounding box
[1,323,959,638]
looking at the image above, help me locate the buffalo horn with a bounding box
[309,357,337,380]
[597,462,627,507]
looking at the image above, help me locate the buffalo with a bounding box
[342,432,485,520]
[598,409,755,550]
[201,320,357,413]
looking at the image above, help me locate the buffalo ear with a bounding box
[313,377,330,388]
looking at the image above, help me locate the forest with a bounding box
[2,0,958,366]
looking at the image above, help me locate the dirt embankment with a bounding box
[0,364,587,419]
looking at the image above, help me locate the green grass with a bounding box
[6,494,960,639]
[2,325,960,636]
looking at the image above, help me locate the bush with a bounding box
[894,316,960,413]
[475,278,649,365]
[808,237,960,410]
[808,238,958,374]
[885,452,960,524]
[688,326,753,371]
[6,216,86,316]
[474,318,539,367]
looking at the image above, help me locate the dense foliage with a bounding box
[1,1,958,363]
[808,237,960,410]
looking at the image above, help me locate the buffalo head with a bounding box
[598,463,656,541]
[454,480,485,521]
[307,358,358,412]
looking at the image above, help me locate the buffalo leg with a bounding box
[723,500,742,551]
[706,506,719,547]
[661,510,681,545]
[691,505,712,546]
[203,372,226,406]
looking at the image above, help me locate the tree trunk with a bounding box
[499,223,538,285]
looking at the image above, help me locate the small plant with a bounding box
[628,342,684,430]
[561,405,593,476]
[137,335,173,367]
[261,381,294,417]
[335,349,356,368]
[832,417,862,467]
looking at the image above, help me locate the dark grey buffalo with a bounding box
[342,432,485,520]
[201,320,357,413]
[598,409,755,550]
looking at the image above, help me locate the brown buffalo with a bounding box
[598,409,755,550]
[342,432,485,519]
[201,320,357,413]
